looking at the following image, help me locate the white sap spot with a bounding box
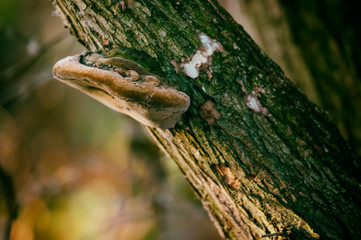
[245,92,269,116]
[245,94,261,112]
[182,33,223,79]
[199,33,222,56]
[183,63,199,78]
[183,50,208,78]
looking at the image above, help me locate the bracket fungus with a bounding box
[53,52,190,129]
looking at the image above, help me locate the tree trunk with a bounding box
[219,0,361,154]
[52,0,361,239]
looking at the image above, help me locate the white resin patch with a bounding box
[183,50,208,78]
[199,33,222,56]
[245,94,262,112]
[182,33,223,79]
[245,91,269,115]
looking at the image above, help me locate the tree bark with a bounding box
[52,0,361,239]
[219,0,361,154]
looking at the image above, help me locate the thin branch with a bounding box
[0,34,67,106]
[0,165,18,240]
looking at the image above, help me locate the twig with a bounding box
[0,165,18,240]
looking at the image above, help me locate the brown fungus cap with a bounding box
[53,53,190,128]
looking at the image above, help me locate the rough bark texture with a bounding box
[52,0,361,239]
[221,0,361,154]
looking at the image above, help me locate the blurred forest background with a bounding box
[1,0,360,239]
